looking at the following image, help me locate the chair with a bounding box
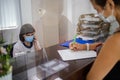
[3,42,16,57]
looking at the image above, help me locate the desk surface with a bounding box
[12,44,95,80]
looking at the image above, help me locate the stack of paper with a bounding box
[58,49,96,61]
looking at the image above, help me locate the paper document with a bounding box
[58,49,97,61]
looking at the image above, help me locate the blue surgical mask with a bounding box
[98,10,116,23]
[25,36,34,42]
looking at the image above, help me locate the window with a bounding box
[0,0,21,30]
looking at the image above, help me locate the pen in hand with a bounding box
[70,34,79,51]
[73,34,78,43]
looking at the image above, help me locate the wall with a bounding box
[59,0,96,43]
[2,0,96,47]
[31,0,59,47]
[41,0,59,47]
[21,0,96,47]
[31,0,44,47]
[1,0,21,44]
[20,0,32,24]
[59,0,72,43]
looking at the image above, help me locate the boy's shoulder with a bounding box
[14,40,23,47]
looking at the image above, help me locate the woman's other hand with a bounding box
[90,42,103,50]
[33,35,41,51]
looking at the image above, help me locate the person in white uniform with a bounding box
[13,24,41,57]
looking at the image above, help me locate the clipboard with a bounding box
[58,49,96,61]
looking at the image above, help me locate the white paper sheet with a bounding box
[58,49,97,61]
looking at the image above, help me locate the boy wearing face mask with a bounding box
[13,24,41,57]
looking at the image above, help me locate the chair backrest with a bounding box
[3,42,16,57]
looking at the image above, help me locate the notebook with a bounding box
[58,49,97,61]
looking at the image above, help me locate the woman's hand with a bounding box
[69,42,86,51]
[69,42,103,51]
